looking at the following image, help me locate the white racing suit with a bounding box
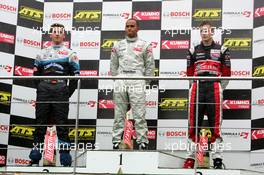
[110,36,155,145]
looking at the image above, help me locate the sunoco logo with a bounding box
[19,6,43,22]
[74,10,101,22]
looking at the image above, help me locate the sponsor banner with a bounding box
[146,120,157,150]
[252,56,264,88]
[98,60,113,89]
[95,119,113,150]
[221,120,251,151]
[132,2,161,30]
[69,89,98,119]
[253,26,264,59]
[13,56,35,88]
[252,87,264,120]
[102,2,131,31]
[0,83,12,114]
[254,0,264,28]
[97,89,114,119]
[73,2,102,30]
[79,60,99,89]
[223,90,251,120]
[71,30,100,60]
[161,0,192,30]
[17,0,43,29]
[222,0,253,29]
[43,2,73,31]
[0,22,16,55]
[160,30,190,59]
[6,145,31,166]
[68,119,96,147]
[159,60,188,89]
[100,31,124,59]
[8,116,35,148]
[15,26,42,59]
[0,114,10,145]
[0,52,14,85]
[192,0,222,27]
[226,59,252,90]
[251,118,264,151]
[0,0,18,25]
[157,120,187,151]
[222,29,252,59]
[158,90,188,119]
[138,30,160,60]
[10,85,36,119]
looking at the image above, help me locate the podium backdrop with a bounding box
[0,0,264,168]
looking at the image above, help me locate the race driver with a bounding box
[110,18,155,150]
[183,21,231,169]
[29,23,80,167]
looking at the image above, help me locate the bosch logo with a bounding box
[15,158,31,165]
[80,41,99,47]
[23,39,41,47]
[0,4,16,13]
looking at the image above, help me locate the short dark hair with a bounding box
[126,18,139,27]
[199,21,213,28]
[49,23,65,33]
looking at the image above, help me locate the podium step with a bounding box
[1,151,264,175]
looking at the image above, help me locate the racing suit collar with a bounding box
[125,36,138,42]
[201,40,215,50]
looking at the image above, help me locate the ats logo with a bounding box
[223,38,251,51]
[0,32,15,44]
[0,3,17,13]
[193,9,221,20]
[19,6,43,22]
[69,128,96,140]
[74,10,101,22]
[101,39,120,50]
[159,98,188,111]
[0,64,12,73]
[0,91,11,106]
[255,6,264,18]
[253,65,264,77]
[133,11,160,21]
[10,125,35,139]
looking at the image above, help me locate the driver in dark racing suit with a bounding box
[29,23,80,167]
[183,21,231,169]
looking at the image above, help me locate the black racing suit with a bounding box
[32,43,80,151]
[186,41,231,160]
